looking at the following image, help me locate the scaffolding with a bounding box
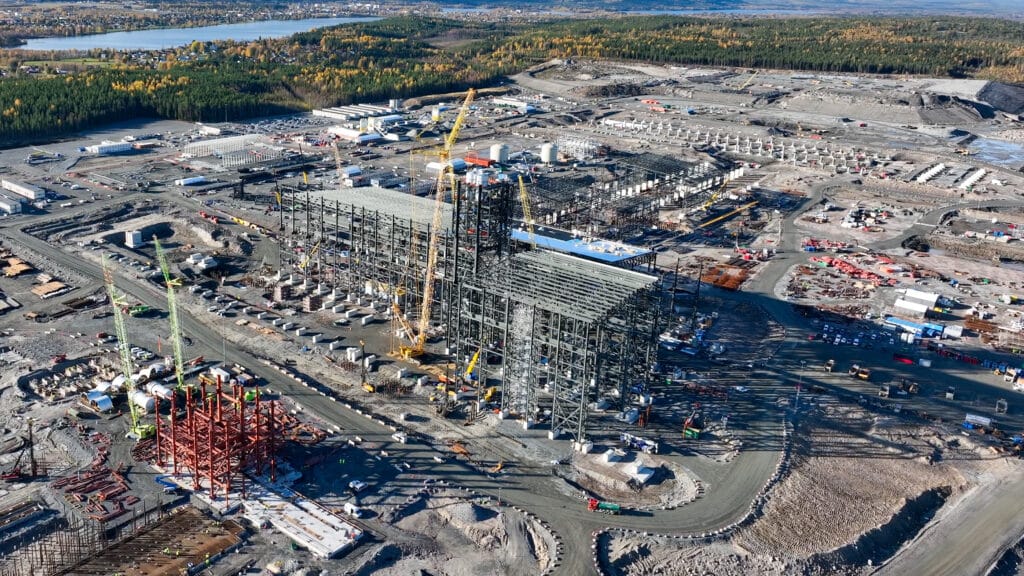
[153,380,281,507]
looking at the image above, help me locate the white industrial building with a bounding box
[328,126,383,144]
[125,230,144,248]
[313,103,395,122]
[0,193,22,214]
[1,178,44,201]
[367,114,405,131]
[491,97,536,114]
[903,289,940,308]
[894,298,929,318]
[86,141,133,155]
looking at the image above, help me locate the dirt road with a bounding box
[876,464,1024,576]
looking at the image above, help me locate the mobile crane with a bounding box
[102,258,154,440]
[399,88,476,360]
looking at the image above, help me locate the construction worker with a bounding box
[163,547,171,556]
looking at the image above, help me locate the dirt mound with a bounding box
[979,82,1024,115]
[808,486,952,571]
[447,501,497,524]
[736,405,964,559]
[377,491,555,576]
[573,83,644,98]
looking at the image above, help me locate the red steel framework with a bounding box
[154,378,280,506]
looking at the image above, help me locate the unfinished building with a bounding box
[283,184,660,439]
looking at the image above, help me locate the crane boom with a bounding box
[517,174,535,246]
[739,71,758,90]
[153,237,186,390]
[102,258,153,439]
[411,88,476,357]
[299,241,321,270]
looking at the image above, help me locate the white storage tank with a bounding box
[131,391,155,413]
[540,143,558,164]
[489,143,510,164]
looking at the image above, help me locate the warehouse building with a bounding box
[0,193,22,214]
[1,178,44,201]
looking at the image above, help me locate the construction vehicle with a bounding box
[358,340,374,392]
[483,386,499,402]
[127,304,152,317]
[298,240,321,271]
[856,367,871,380]
[488,460,504,474]
[153,237,187,391]
[587,498,621,515]
[465,347,482,381]
[1,421,37,482]
[683,410,702,439]
[450,441,473,462]
[700,180,728,212]
[102,258,155,440]
[823,359,835,373]
[399,88,476,360]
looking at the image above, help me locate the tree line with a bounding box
[1,15,1022,147]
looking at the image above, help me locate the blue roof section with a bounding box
[883,316,943,336]
[510,229,652,263]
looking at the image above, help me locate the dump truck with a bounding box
[587,498,621,515]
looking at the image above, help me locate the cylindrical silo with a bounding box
[540,143,558,164]
[489,143,510,164]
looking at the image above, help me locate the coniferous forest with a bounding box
[1,16,1022,147]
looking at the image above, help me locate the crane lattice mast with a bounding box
[153,237,186,390]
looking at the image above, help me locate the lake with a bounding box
[21,17,378,51]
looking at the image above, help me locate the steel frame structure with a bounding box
[448,251,660,440]
[282,183,659,440]
[153,380,280,506]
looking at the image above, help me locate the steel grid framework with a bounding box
[448,251,660,440]
[154,381,281,506]
[283,184,660,440]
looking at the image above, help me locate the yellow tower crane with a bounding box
[102,258,154,439]
[400,88,476,359]
[153,237,186,391]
